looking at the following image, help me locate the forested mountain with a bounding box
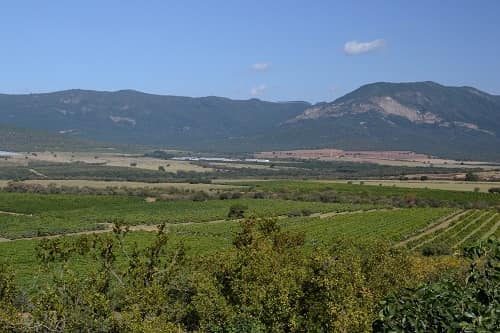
[1,82,500,160]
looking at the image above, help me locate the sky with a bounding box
[1,0,499,103]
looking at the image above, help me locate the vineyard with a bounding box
[404,209,500,250]
[0,179,499,331]
[0,192,381,239]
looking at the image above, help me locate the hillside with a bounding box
[0,90,310,146]
[275,82,500,160]
[0,125,114,152]
[1,83,499,160]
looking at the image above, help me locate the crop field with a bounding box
[5,151,210,173]
[0,207,458,288]
[0,179,498,316]
[234,180,500,206]
[325,179,500,193]
[404,209,500,250]
[0,191,380,239]
[0,179,238,191]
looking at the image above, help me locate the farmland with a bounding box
[324,179,500,193]
[0,191,381,239]
[0,177,498,331]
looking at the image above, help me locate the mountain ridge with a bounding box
[1,82,499,160]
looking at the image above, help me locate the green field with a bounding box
[0,206,469,289]
[0,180,498,331]
[0,191,380,239]
[235,180,500,206]
[326,179,500,193]
[405,209,500,250]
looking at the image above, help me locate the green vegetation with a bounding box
[202,159,469,179]
[406,210,500,251]
[374,239,499,332]
[0,219,465,332]
[0,161,212,183]
[465,171,479,182]
[0,125,105,152]
[0,178,498,331]
[238,180,500,207]
[0,191,378,239]
[283,208,454,245]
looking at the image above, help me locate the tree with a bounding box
[373,239,500,332]
[465,172,479,181]
[227,203,247,219]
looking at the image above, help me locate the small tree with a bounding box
[227,204,248,219]
[464,172,479,182]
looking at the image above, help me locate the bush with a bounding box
[488,187,500,194]
[420,243,452,256]
[374,240,500,332]
[464,172,479,181]
[227,203,248,219]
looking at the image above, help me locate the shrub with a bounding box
[488,187,500,194]
[374,239,500,332]
[420,243,452,256]
[227,203,248,219]
[465,172,479,181]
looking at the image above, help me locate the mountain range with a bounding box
[1,81,499,160]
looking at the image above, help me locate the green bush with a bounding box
[420,243,452,256]
[374,239,500,332]
[227,203,248,219]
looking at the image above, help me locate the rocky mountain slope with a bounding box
[272,82,500,160]
[1,82,499,160]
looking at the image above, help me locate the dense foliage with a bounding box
[374,239,500,332]
[0,161,213,183]
[0,219,460,332]
[243,180,500,208]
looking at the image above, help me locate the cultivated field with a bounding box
[0,179,238,191]
[324,179,500,192]
[257,148,500,169]
[3,151,210,173]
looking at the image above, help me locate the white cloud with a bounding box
[250,84,267,96]
[252,63,270,72]
[344,39,386,55]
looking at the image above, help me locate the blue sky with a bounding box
[1,0,499,102]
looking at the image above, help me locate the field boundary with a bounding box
[0,210,33,217]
